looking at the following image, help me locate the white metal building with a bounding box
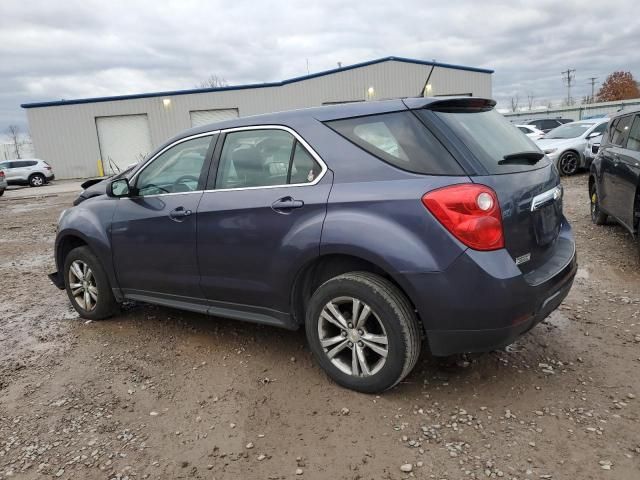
[22,56,493,179]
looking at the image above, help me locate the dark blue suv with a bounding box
[49,97,576,393]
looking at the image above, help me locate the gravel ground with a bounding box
[1,173,639,480]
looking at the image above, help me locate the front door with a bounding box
[197,127,332,322]
[615,115,640,229]
[111,134,216,305]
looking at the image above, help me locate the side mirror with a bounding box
[586,132,601,139]
[108,178,131,197]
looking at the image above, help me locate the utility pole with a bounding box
[587,77,598,103]
[561,69,576,106]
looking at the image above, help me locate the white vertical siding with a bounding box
[26,60,492,179]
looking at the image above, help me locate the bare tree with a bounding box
[510,95,519,113]
[544,100,554,110]
[196,75,229,89]
[526,93,535,110]
[6,125,25,159]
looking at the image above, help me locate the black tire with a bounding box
[63,246,118,320]
[558,151,579,176]
[0,189,4,197]
[589,182,607,225]
[29,173,45,187]
[305,272,421,393]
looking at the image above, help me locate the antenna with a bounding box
[420,59,437,97]
[561,69,576,105]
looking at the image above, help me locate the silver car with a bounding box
[0,158,55,187]
[536,119,608,176]
[0,169,7,196]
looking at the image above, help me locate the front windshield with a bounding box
[545,122,594,139]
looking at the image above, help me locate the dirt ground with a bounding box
[1,173,639,480]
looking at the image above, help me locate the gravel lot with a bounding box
[1,173,639,480]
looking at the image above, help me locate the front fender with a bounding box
[55,198,119,296]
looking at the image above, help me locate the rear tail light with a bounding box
[421,184,504,251]
[0,170,4,178]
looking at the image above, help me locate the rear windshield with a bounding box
[423,109,549,174]
[326,111,464,175]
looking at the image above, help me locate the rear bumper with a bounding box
[401,222,577,356]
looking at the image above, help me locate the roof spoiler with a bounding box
[403,97,496,113]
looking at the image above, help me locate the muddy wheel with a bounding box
[590,182,607,225]
[305,272,421,393]
[63,246,118,320]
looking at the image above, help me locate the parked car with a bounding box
[0,159,55,187]
[48,97,576,393]
[0,169,7,196]
[589,107,640,246]
[516,124,545,140]
[536,119,609,176]
[524,118,573,133]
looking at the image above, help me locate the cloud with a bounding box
[1,0,639,134]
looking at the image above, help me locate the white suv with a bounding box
[0,159,55,187]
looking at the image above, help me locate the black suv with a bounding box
[589,107,640,245]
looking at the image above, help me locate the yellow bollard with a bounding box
[97,159,105,177]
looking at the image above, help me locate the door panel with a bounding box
[601,115,633,223]
[197,176,332,316]
[112,193,204,299]
[617,115,640,228]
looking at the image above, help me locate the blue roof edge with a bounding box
[21,56,494,109]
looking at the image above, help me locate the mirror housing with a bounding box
[108,178,131,198]
[586,131,601,140]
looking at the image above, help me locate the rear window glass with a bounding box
[326,111,464,175]
[424,109,549,174]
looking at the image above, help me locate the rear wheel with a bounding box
[590,182,607,225]
[29,173,45,187]
[305,272,421,393]
[559,151,579,176]
[63,246,118,320]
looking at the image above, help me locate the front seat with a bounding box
[231,146,263,187]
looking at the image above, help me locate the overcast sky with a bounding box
[1,0,639,135]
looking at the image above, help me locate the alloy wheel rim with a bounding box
[318,296,388,377]
[560,154,578,175]
[32,176,43,186]
[68,260,98,311]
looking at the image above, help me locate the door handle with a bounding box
[271,196,304,213]
[169,206,193,221]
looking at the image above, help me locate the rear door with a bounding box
[419,105,564,275]
[197,126,332,321]
[601,114,634,224]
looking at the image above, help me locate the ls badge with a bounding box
[515,253,531,266]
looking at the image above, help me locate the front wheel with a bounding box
[63,246,118,320]
[305,272,421,393]
[559,152,579,176]
[590,182,607,225]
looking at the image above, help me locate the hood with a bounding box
[73,178,108,205]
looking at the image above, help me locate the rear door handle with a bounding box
[169,206,192,221]
[271,196,304,213]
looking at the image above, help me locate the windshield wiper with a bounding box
[498,151,545,165]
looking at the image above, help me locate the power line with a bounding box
[561,69,576,105]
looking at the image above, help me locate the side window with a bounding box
[26,160,38,167]
[611,115,633,146]
[518,126,530,134]
[135,135,212,196]
[591,122,608,136]
[607,118,619,143]
[626,116,640,152]
[215,129,322,189]
[0,162,9,170]
[327,112,462,175]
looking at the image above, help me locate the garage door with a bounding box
[96,114,153,175]
[190,108,239,127]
